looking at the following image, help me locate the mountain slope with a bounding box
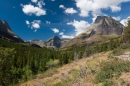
[20,52,109,86]
[0,20,23,42]
[62,16,124,47]
[30,39,45,47]
[20,49,130,86]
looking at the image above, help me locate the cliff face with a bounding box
[44,36,61,48]
[0,20,23,42]
[62,16,124,47]
[88,16,124,35]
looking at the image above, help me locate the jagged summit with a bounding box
[62,16,124,47]
[94,16,108,23]
[45,36,61,48]
[0,20,23,42]
[47,35,61,42]
[88,16,124,35]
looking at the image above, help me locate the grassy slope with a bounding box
[21,49,130,86]
[21,52,109,86]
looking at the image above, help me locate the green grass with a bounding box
[95,59,130,85]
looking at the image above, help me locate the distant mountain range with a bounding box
[30,36,70,48]
[0,16,124,48]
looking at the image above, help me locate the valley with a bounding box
[0,16,130,86]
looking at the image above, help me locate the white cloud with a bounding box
[21,4,46,16]
[110,5,121,12]
[32,23,40,29]
[59,32,64,35]
[112,16,121,21]
[75,0,130,17]
[59,5,66,9]
[37,0,45,8]
[67,20,90,36]
[59,5,77,15]
[31,0,38,3]
[46,21,51,24]
[26,20,30,25]
[25,20,41,32]
[59,32,74,39]
[52,28,59,33]
[120,16,130,26]
[31,20,41,31]
[65,8,77,14]
[61,35,74,39]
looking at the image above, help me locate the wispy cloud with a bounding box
[65,8,78,14]
[46,21,51,24]
[59,5,77,14]
[59,5,66,9]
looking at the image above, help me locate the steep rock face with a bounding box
[62,16,124,47]
[0,20,23,42]
[44,36,61,48]
[87,16,124,35]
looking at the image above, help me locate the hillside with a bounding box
[21,51,130,86]
[20,19,130,86]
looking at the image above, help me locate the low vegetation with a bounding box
[95,59,130,85]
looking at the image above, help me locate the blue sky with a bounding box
[0,0,130,41]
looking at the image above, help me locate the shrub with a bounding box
[95,59,130,84]
[103,80,113,86]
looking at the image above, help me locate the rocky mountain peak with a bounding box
[51,35,61,40]
[94,16,108,23]
[89,16,124,35]
[62,16,124,47]
[45,36,61,48]
[0,20,12,33]
[0,20,23,42]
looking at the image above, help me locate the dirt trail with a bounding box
[20,52,109,86]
